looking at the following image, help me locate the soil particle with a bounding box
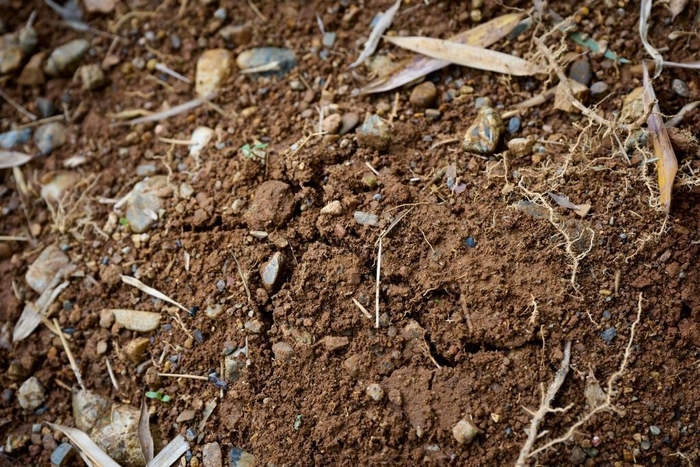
[244,180,296,229]
[271,341,294,363]
[323,336,349,351]
[366,383,384,401]
[356,114,391,151]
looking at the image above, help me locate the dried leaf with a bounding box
[642,62,677,212]
[361,12,524,94]
[669,0,689,21]
[0,151,32,169]
[663,60,700,70]
[146,435,189,467]
[138,398,154,463]
[640,0,664,77]
[383,35,542,76]
[549,193,591,218]
[47,423,121,467]
[349,0,402,68]
[120,275,189,313]
[14,267,72,342]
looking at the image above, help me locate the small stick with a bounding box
[0,88,37,121]
[365,161,380,176]
[15,114,65,130]
[155,63,191,84]
[375,238,383,329]
[0,235,29,241]
[247,0,268,21]
[54,318,85,391]
[376,207,414,244]
[158,137,192,145]
[105,357,119,391]
[351,297,373,320]
[388,92,400,124]
[158,373,209,381]
[230,249,251,303]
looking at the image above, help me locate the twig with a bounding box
[515,341,572,466]
[54,318,86,391]
[15,114,64,130]
[105,357,119,390]
[247,0,268,22]
[352,297,373,320]
[230,249,251,303]
[0,235,29,241]
[0,88,37,121]
[158,373,209,381]
[376,207,414,244]
[155,63,191,84]
[375,238,383,329]
[365,161,380,176]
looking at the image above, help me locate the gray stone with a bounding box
[272,341,294,363]
[34,122,67,155]
[44,39,90,77]
[94,404,146,466]
[570,446,586,465]
[569,58,592,85]
[18,26,38,54]
[590,81,609,98]
[136,163,157,177]
[322,32,336,48]
[260,252,285,293]
[650,425,661,436]
[236,47,298,77]
[125,176,171,233]
[356,114,391,151]
[229,447,255,467]
[672,78,690,98]
[600,327,617,343]
[79,64,106,90]
[354,211,379,227]
[244,320,262,333]
[50,443,77,467]
[25,244,70,293]
[35,98,57,118]
[17,376,45,410]
[0,128,31,149]
[203,442,223,467]
[72,389,111,432]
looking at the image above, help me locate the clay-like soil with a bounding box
[2,0,700,466]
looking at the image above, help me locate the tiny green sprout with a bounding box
[119,217,129,226]
[293,414,302,430]
[145,391,171,403]
[241,141,268,160]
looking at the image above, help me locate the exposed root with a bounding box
[521,293,644,463]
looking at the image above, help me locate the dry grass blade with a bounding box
[0,151,32,169]
[139,397,155,463]
[47,423,121,467]
[146,435,189,467]
[349,0,402,68]
[665,100,700,128]
[120,275,189,313]
[642,62,677,212]
[120,97,205,125]
[14,266,73,342]
[669,0,689,21]
[360,12,525,94]
[640,0,664,77]
[383,36,542,76]
[54,318,85,390]
[663,60,700,70]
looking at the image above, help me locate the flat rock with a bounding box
[236,47,297,77]
[324,336,349,351]
[196,49,232,98]
[25,244,70,293]
[203,442,223,467]
[72,389,111,432]
[229,447,256,467]
[84,0,116,13]
[112,309,161,332]
[34,122,67,156]
[176,409,196,423]
[94,404,145,467]
[126,176,171,234]
[353,211,379,227]
[356,114,391,151]
[44,39,90,77]
[244,180,295,229]
[50,443,76,467]
[17,376,45,410]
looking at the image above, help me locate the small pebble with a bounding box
[126,176,170,233]
[366,383,384,401]
[464,236,476,248]
[44,39,90,77]
[324,336,349,351]
[339,112,359,135]
[0,128,31,149]
[590,81,609,98]
[425,109,441,120]
[452,419,479,444]
[219,24,252,46]
[121,337,150,364]
[410,82,437,108]
[176,409,196,423]
[79,64,106,91]
[205,304,223,319]
[260,252,286,293]
[570,446,586,465]
[462,98,503,154]
[236,47,298,77]
[214,8,227,20]
[354,211,379,227]
[35,98,57,118]
[0,44,24,75]
[650,425,661,436]
[322,32,337,48]
[185,428,197,441]
[507,136,535,157]
[356,114,391,151]
[320,200,343,215]
[193,329,204,344]
[18,377,45,410]
[34,122,67,156]
[202,442,222,467]
[25,244,70,294]
[229,448,255,467]
[244,320,262,334]
[195,49,233,98]
[507,116,521,134]
[50,443,76,467]
[321,113,342,134]
[600,327,617,343]
[672,78,690,98]
[569,58,592,85]
[170,34,182,50]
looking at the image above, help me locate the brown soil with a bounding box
[2,0,700,466]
